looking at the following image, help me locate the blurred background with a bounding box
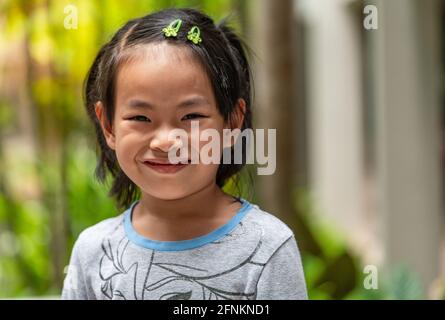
[0,0,444,299]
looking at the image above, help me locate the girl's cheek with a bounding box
[119,121,146,133]
[117,122,152,140]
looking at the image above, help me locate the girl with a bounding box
[62,7,307,300]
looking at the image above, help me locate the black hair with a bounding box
[84,8,254,210]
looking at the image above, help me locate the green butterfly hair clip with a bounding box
[162,19,183,38]
[187,26,202,45]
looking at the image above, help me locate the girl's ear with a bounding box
[226,98,246,130]
[223,98,246,148]
[95,101,116,150]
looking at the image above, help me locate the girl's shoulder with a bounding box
[245,202,294,237]
[77,213,124,241]
[210,201,300,266]
[70,213,125,261]
[240,201,296,251]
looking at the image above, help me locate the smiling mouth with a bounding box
[144,158,191,165]
[142,159,190,174]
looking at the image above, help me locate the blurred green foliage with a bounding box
[0,142,113,296]
[0,0,242,298]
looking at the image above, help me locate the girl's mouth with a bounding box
[142,159,190,174]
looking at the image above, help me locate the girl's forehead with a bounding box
[125,42,199,68]
[116,42,215,105]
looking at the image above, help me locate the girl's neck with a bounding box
[131,182,242,242]
[135,181,239,224]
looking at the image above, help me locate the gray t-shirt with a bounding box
[61,199,308,300]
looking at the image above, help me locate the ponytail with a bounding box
[216,20,252,123]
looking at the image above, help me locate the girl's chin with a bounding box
[139,187,195,201]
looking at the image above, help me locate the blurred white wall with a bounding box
[371,0,443,290]
[296,0,444,291]
[296,0,368,252]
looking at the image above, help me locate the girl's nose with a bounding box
[150,128,181,153]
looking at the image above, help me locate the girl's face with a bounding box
[96,42,239,200]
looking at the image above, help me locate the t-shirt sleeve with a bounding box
[61,234,89,300]
[255,235,308,300]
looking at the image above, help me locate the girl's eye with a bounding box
[129,115,151,122]
[182,113,206,121]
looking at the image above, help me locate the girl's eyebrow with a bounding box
[127,96,210,109]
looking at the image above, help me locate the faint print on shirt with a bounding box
[98,221,265,300]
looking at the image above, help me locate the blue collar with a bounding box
[124,198,252,251]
